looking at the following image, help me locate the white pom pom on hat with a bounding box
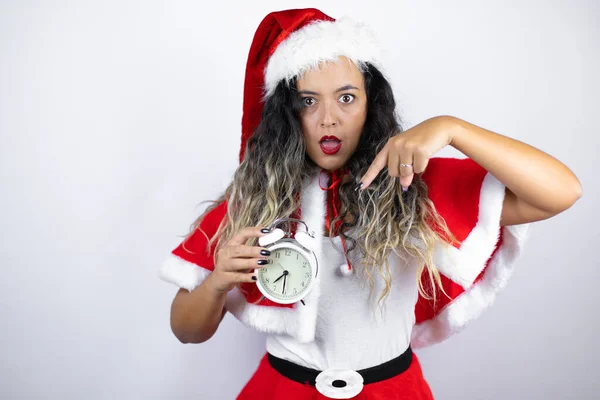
[339,263,353,276]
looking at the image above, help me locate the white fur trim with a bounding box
[264,17,382,97]
[225,171,326,343]
[410,173,530,348]
[433,173,506,288]
[159,254,211,292]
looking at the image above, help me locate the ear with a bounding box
[258,228,285,247]
[295,230,315,251]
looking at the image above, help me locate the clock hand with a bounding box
[273,273,284,283]
[279,270,288,295]
[282,273,287,295]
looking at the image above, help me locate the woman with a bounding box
[159,8,582,399]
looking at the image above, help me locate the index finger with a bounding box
[229,226,268,246]
[357,142,390,191]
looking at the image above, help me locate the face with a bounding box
[296,57,367,171]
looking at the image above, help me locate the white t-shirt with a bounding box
[266,234,419,371]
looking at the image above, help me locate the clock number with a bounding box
[301,282,305,287]
[305,272,310,279]
[275,253,280,259]
[293,288,297,295]
[265,277,270,283]
[285,249,291,256]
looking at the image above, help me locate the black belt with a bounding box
[267,346,413,387]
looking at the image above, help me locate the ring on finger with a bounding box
[400,163,413,168]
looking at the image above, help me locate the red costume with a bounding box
[159,8,529,399]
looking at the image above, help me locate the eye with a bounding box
[339,94,355,104]
[302,97,316,107]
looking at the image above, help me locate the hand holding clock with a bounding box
[249,220,319,304]
[207,226,272,293]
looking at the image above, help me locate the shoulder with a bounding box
[172,200,228,267]
[159,200,229,291]
[421,157,495,243]
[421,157,487,193]
[196,200,228,235]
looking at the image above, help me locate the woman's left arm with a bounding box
[446,116,582,226]
[359,115,583,226]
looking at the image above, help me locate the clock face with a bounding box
[257,245,313,303]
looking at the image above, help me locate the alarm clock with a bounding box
[255,217,319,305]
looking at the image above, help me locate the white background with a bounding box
[1,0,598,399]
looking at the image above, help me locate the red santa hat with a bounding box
[239,8,384,162]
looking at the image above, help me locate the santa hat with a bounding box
[239,8,383,162]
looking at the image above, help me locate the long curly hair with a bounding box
[185,62,456,306]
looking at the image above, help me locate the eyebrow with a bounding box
[297,85,359,96]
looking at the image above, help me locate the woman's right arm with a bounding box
[170,275,228,344]
[169,226,269,344]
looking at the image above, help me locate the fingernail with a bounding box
[252,275,257,281]
[260,228,270,233]
[260,249,271,256]
[402,186,408,192]
[257,259,268,265]
[354,182,363,192]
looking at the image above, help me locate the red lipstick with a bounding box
[319,135,342,155]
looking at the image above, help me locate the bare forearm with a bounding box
[446,116,582,214]
[170,273,227,344]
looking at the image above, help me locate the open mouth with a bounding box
[319,136,342,155]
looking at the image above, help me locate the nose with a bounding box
[320,102,337,128]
